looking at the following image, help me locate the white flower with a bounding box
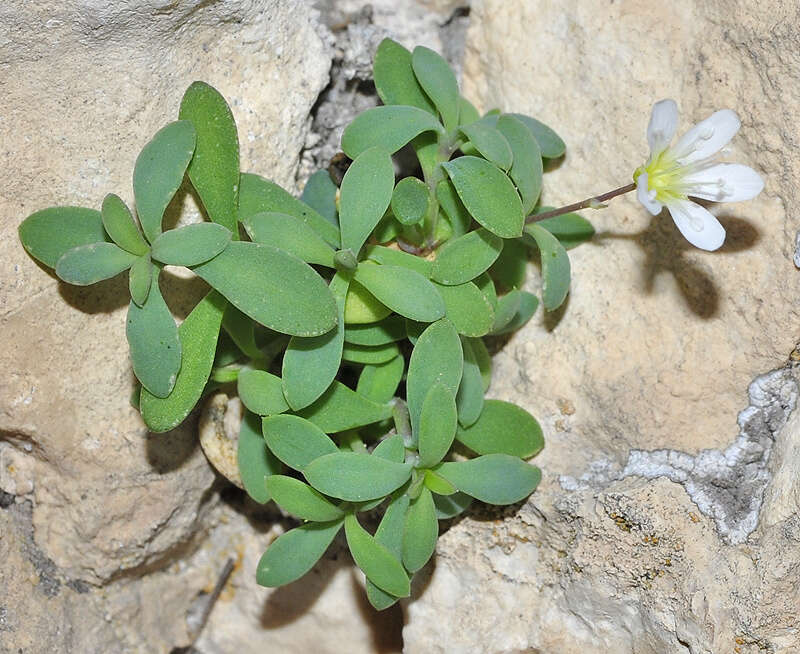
[634,99,764,251]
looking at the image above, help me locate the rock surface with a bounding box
[404,1,800,652]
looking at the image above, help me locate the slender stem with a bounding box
[525,182,636,224]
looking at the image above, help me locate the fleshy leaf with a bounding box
[402,486,438,572]
[19,207,109,268]
[128,254,153,306]
[391,177,430,226]
[178,84,238,234]
[524,223,571,311]
[366,493,410,610]
[489,236,528,293]
[256,519,343,587]
[458,96,480,126]
[442,157,524,238]
[373,38,436,114]
[139,290,225,430]
[417,382,458,468]
[344,277,392,324]
[372,434,406,463]
[456,337,485,428]
[150,223,231,266]
[237,370,289,416]
[55,242,138,285]
[496,115,543,214]
[436,454,541,505]
[244,211,335,267]
[262,414,338,471]
[459,122,513,171]
[509,113,566,159]
[533,210,595,249]
[423,469,457,496]
[126,267,181,398]
[432,491,473,519]
[239,173,340,248]
[406,319,463,437]
[297,381,393,433]
[339,147,394,255]
[282,272,348,410]
[341,106,443,159]
[474,272,497,309]
[354,264,444,323]
[133,120,197,243]
[491,290,539,335]
[456,400,544,458]
[344,314,406,346]
[305,453,412,502]
[191,241,337,337]
[342,343,400,365]
[431,228,503,286]
[238,410,282,504]
[345,513,411,598]
[301,169,339,227]
[436,181,472,237]
[435,281,495,337]
[356,357,405,404]
[411,46,459,132]
[491,289,522,333]
[221,304,262,360]
[266,475,344,522]
[101,193,149,256]
[364,244,432,277]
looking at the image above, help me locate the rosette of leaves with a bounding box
[18,40,595,610]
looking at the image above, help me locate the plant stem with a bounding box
[525,182,636,223]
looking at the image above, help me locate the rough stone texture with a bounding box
[404,1,800,652]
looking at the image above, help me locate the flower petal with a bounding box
[670,109,741,164]
[636,172,664,216]
[682,163,764,202]
[647,99,679,154]
[665,198,726,251]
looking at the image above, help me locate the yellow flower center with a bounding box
[634,151,688,203]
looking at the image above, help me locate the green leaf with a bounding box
[456,400,544,458]
[126,267,181,398]
[266,475,344,522]
[297,381,393,433]
[509,113,566,159]
[472,337,492,392]
[55,242,138,285]
[238,410,282,504]
[431,228,503,286]
[344,278,392,324]
[533,210,595,249]
[474,272,497,309]
[150,223,231,266]
[366,493,410,610]
[372,434,406,463]
[191,241,337,337]
[237,370,289,416]
[354,264,444,323]
[423,469,457,496]
[239,173,340,248]
[344,314,406,346]
[524,223,571,310]
[492,291,538,335]
[402,486,438,572]
[411,46,459,132]
[372,214,402,244]
[301,169,338,227]
[345,513,410,597]
[133,120,197,243]
[256,519,343,587]
[305,453,412,502]
[436,181,472,238]
[492,289,522,333]
[442,157,524,238]
[139,290,226,430]
[489,236,528,292]
[101,193,149,256]
[458,96,480,126]
[262,414,338,471]
[496,115,543,214]
[435,281,495,337]
[391,177,430,226]
[221,304,261,359]
[436,454,541,505]
[339,147,394,255]
[244,211,335,267]
[417,382,457,468]
[407,319,463,436]
[282,272,348,410]
[341,106,444,159]
[179,84,238,233]
[364,244,432,277]
[456,337,485,428]
[356,357,404,404]
[459,122,513,170]
[128,254,153,306]
[433,491,473,519]
[19,207,108,268]
[373,38,436,114]
[342,343,400,365]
